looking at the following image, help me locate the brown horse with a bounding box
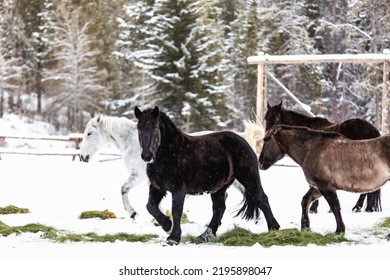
[264,101,381,213]
[259,125,390,233]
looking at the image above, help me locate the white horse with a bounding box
[79,115,264,219]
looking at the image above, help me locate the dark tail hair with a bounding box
[235,190,260,220]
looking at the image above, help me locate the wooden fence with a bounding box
[248,51,390,133]
[0,133,83,160]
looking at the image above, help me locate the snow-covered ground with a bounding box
[1,113,390,279]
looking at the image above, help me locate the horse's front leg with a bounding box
[167,188,187,246]
[198,187,228,242]
[301,187,322,231]
[320,189,345,234]
[146,185,171,232]
[121,173,139,219]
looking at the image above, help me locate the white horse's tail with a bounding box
[239,120,265,154]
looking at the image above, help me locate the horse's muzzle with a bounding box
[259,158,270,170]
[80,154,90,162]
[259,162,269,170]
[141,151,153,162]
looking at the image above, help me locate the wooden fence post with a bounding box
[256,62,265,124]
[383,60,390,134]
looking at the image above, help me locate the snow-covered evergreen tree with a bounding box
[114,0,156,116]
[224,0,261,129]
[0,0,23,117]
[117,0,232,128]
[43,5,106,131]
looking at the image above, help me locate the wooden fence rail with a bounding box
[0,133,84,160]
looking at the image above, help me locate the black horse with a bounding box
[134,106,280,245]
[264,101,381,213]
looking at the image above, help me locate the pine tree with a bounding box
[139,0,228,131]
[347,0,390,128]
[43,5,106,131]
[257,0,323,115]
[71,0,121,102]
[0,0,23,117]
[114,0,157,116]
[225,0,261,128]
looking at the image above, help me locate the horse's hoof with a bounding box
[385,234,390,241]
[198,229,217,243]
[352,206,361,213]
[364,206,378,212]
[162,221,173,234]
[301,226,311,231]
[309,209,317,214]
[130,212,137,219]
[166,239,179,246]
[269,221,280,230]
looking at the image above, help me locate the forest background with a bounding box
[0,0,389,133]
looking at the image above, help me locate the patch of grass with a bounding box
[0,223,57,238]
[0,220,9,230]
[378,217,390,228]
[49,231,159,243]
[151,210,192,226]
[181,235,204,245]
[0,221,158,244]
[165,210,192,224]
[216,227,350,247]
[0,205,30,214]
[79,210,116,220]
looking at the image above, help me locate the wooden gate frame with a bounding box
[247,51,390,133]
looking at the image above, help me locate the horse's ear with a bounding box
[96,114,102,123]
[267,102,271,110]
[134,106,143,119]
[277,100,283,109]
[152,106,160,119]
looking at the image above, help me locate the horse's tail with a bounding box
[241,120,265,153]
[235,190,261,221]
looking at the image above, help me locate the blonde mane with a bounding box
[241,120,265,153]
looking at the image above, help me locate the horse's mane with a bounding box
[282,108,331,124]
[152,109,182,135]
[240,120,264,152]
[93,115,134,135]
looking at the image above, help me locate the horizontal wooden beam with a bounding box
[248,53,390,65]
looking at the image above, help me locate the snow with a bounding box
[1,113,390,279]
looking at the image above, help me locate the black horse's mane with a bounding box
[142,108,182,135]
[282,108,331,123]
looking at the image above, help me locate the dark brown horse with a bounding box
[264,101,381,213]
[259,125,390,233]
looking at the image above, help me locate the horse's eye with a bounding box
[87,132,92,136]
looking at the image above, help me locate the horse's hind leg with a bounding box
[235,168,280,230]
[352,193,366,212]
[364,189,382,212]
[320,189,345,233]
[198,186,228,242]
[301,187,322,231]
[232,182,261,223]
[146,185,171,233]
[309,199,319,214]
